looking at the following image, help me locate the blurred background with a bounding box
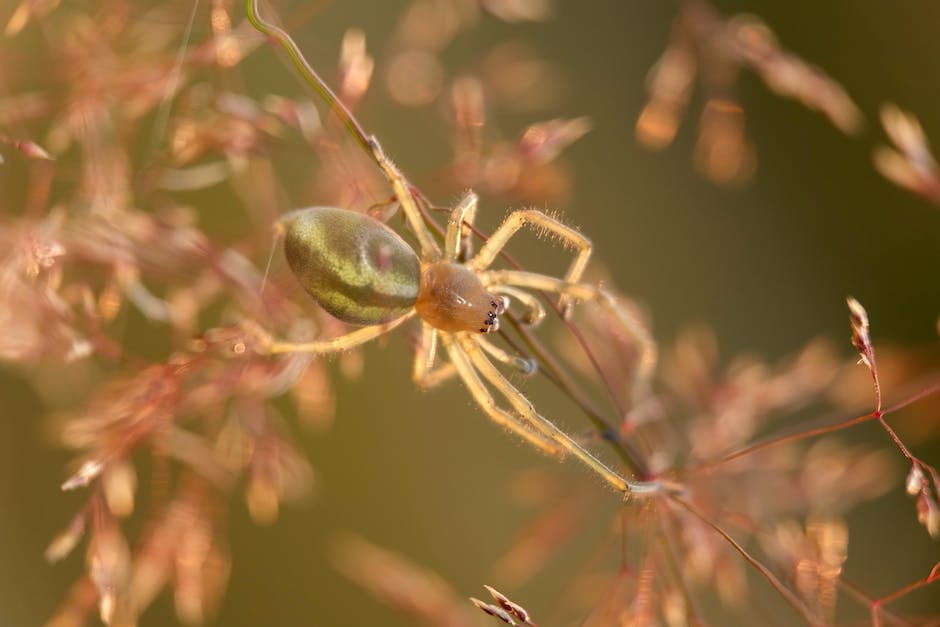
[1,1,939,625]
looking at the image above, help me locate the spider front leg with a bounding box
[413,323,534,390]
[440,333,564,454]
[468,209,593,317]
[452,334,654,494]
[490,285,546,326]
[476,336,537,375]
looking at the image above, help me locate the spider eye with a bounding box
[485,314,501,334]
[415,262,503,334]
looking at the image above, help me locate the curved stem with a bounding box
[245,0,373,157]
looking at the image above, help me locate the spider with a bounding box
[243,0,659,495]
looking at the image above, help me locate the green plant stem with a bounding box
[245,0,373,158]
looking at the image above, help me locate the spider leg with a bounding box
[414,325,533,387]
[367,138,442,261]
[483,270,657,397]
[242,312,416,355]
[477,336,537,375]
[468,209,592,316]
[455,334,646,493]
[490,285,547,326]
[440,333,563,455]
[444,190,479,262]
[412,324,457,388]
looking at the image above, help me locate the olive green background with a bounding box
[2,1,940,625]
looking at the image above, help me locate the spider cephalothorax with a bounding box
[415,263,506,334]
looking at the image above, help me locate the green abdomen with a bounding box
[283,207,421,325]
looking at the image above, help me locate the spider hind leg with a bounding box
[241,312,415,356]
